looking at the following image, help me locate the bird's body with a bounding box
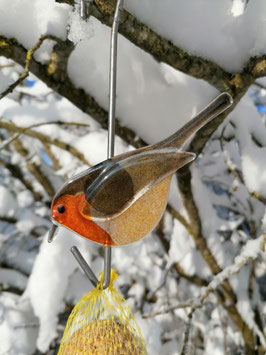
[50,93,233,246]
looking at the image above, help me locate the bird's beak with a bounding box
[48,223,58,243]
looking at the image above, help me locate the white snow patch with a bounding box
[17,190,34,208]
[68,5,94,44]
[0,0,70,49]
[0,269,28,291]
[125,0,266,73]
[68,17,218,145]
[0,293,38,355]
[0,185,18,218]
[23,227,96,352]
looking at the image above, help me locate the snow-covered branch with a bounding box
[144,235,265,318]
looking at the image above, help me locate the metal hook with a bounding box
[71,0,124,289]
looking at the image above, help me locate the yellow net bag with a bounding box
[58,269,147,355]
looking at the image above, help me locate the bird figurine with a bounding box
[48,92,232,246]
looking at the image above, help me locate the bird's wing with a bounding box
[52,159,114,204]
[82,148,195,220]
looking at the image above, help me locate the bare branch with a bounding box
[174,262,208,287]
[11,135,56,198]
[0,215,17,224]
[0,34,61,100]
[0,120,89,165]
[0,157,42,200]
[166,205,194,236]
[0,120,90,152]
[43,143,62,171]
[180,310,194,355]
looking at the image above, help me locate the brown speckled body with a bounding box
[97,176,171,245]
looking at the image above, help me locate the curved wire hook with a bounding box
[71,0,124,289]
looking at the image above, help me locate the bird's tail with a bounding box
[154,92,233,150]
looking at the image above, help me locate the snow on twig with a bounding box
[144,235,265,318]
[180,310,193,355]
[144,235,265,353]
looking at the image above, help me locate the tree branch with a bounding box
[0,120,90,152]
[144,236,265,338]
[0,35,147,150]
[177,165,261,351]
[11,135,56,198]
[0,157,42,200]
[0,120,89,165]
[0,35,61,100]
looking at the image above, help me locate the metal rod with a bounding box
[71,0,124,289]
[48,224,58,243]
[103,0,124,289]
[80,0,87,20]
[71,246,98,287]
[107,0,124,158]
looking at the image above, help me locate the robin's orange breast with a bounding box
[52,193,115,246]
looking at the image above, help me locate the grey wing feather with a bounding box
[85,148,195,220]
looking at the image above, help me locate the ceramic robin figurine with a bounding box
[49,92,232,246]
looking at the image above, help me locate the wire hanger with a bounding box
[70,0,124,289]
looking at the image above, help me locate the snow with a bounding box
[231,0,246,17]
[262,209,266,231]
[68,5,94,44]
[230,93,266,198]
[2,0,265,74]
[17,190,34,208]
[242,146,266,196]
[0,0,70,49]
[0,293,38,355]
[23,227,96,352]
[0,185,18,218]
[68,17,218,145]
[76,129,132,165]
[0,269,27,291]
[125,0,266,73]
[168,219,210,279]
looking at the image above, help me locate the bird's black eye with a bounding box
[57,205,65,213]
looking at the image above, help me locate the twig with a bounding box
[174,262,208,287]
[0,34,61,100]
[218,307,228,355]
[180,310,194,355]
[11,135,56,198]
[0,157,42,200]
[143,300,201,319]
[0,62,15,69]
[0,120,89,165]
[166,205,194,236]
[14,322,39,329]
[0,216,17,224]
[43,143,62,171]
[0,119,90,152]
